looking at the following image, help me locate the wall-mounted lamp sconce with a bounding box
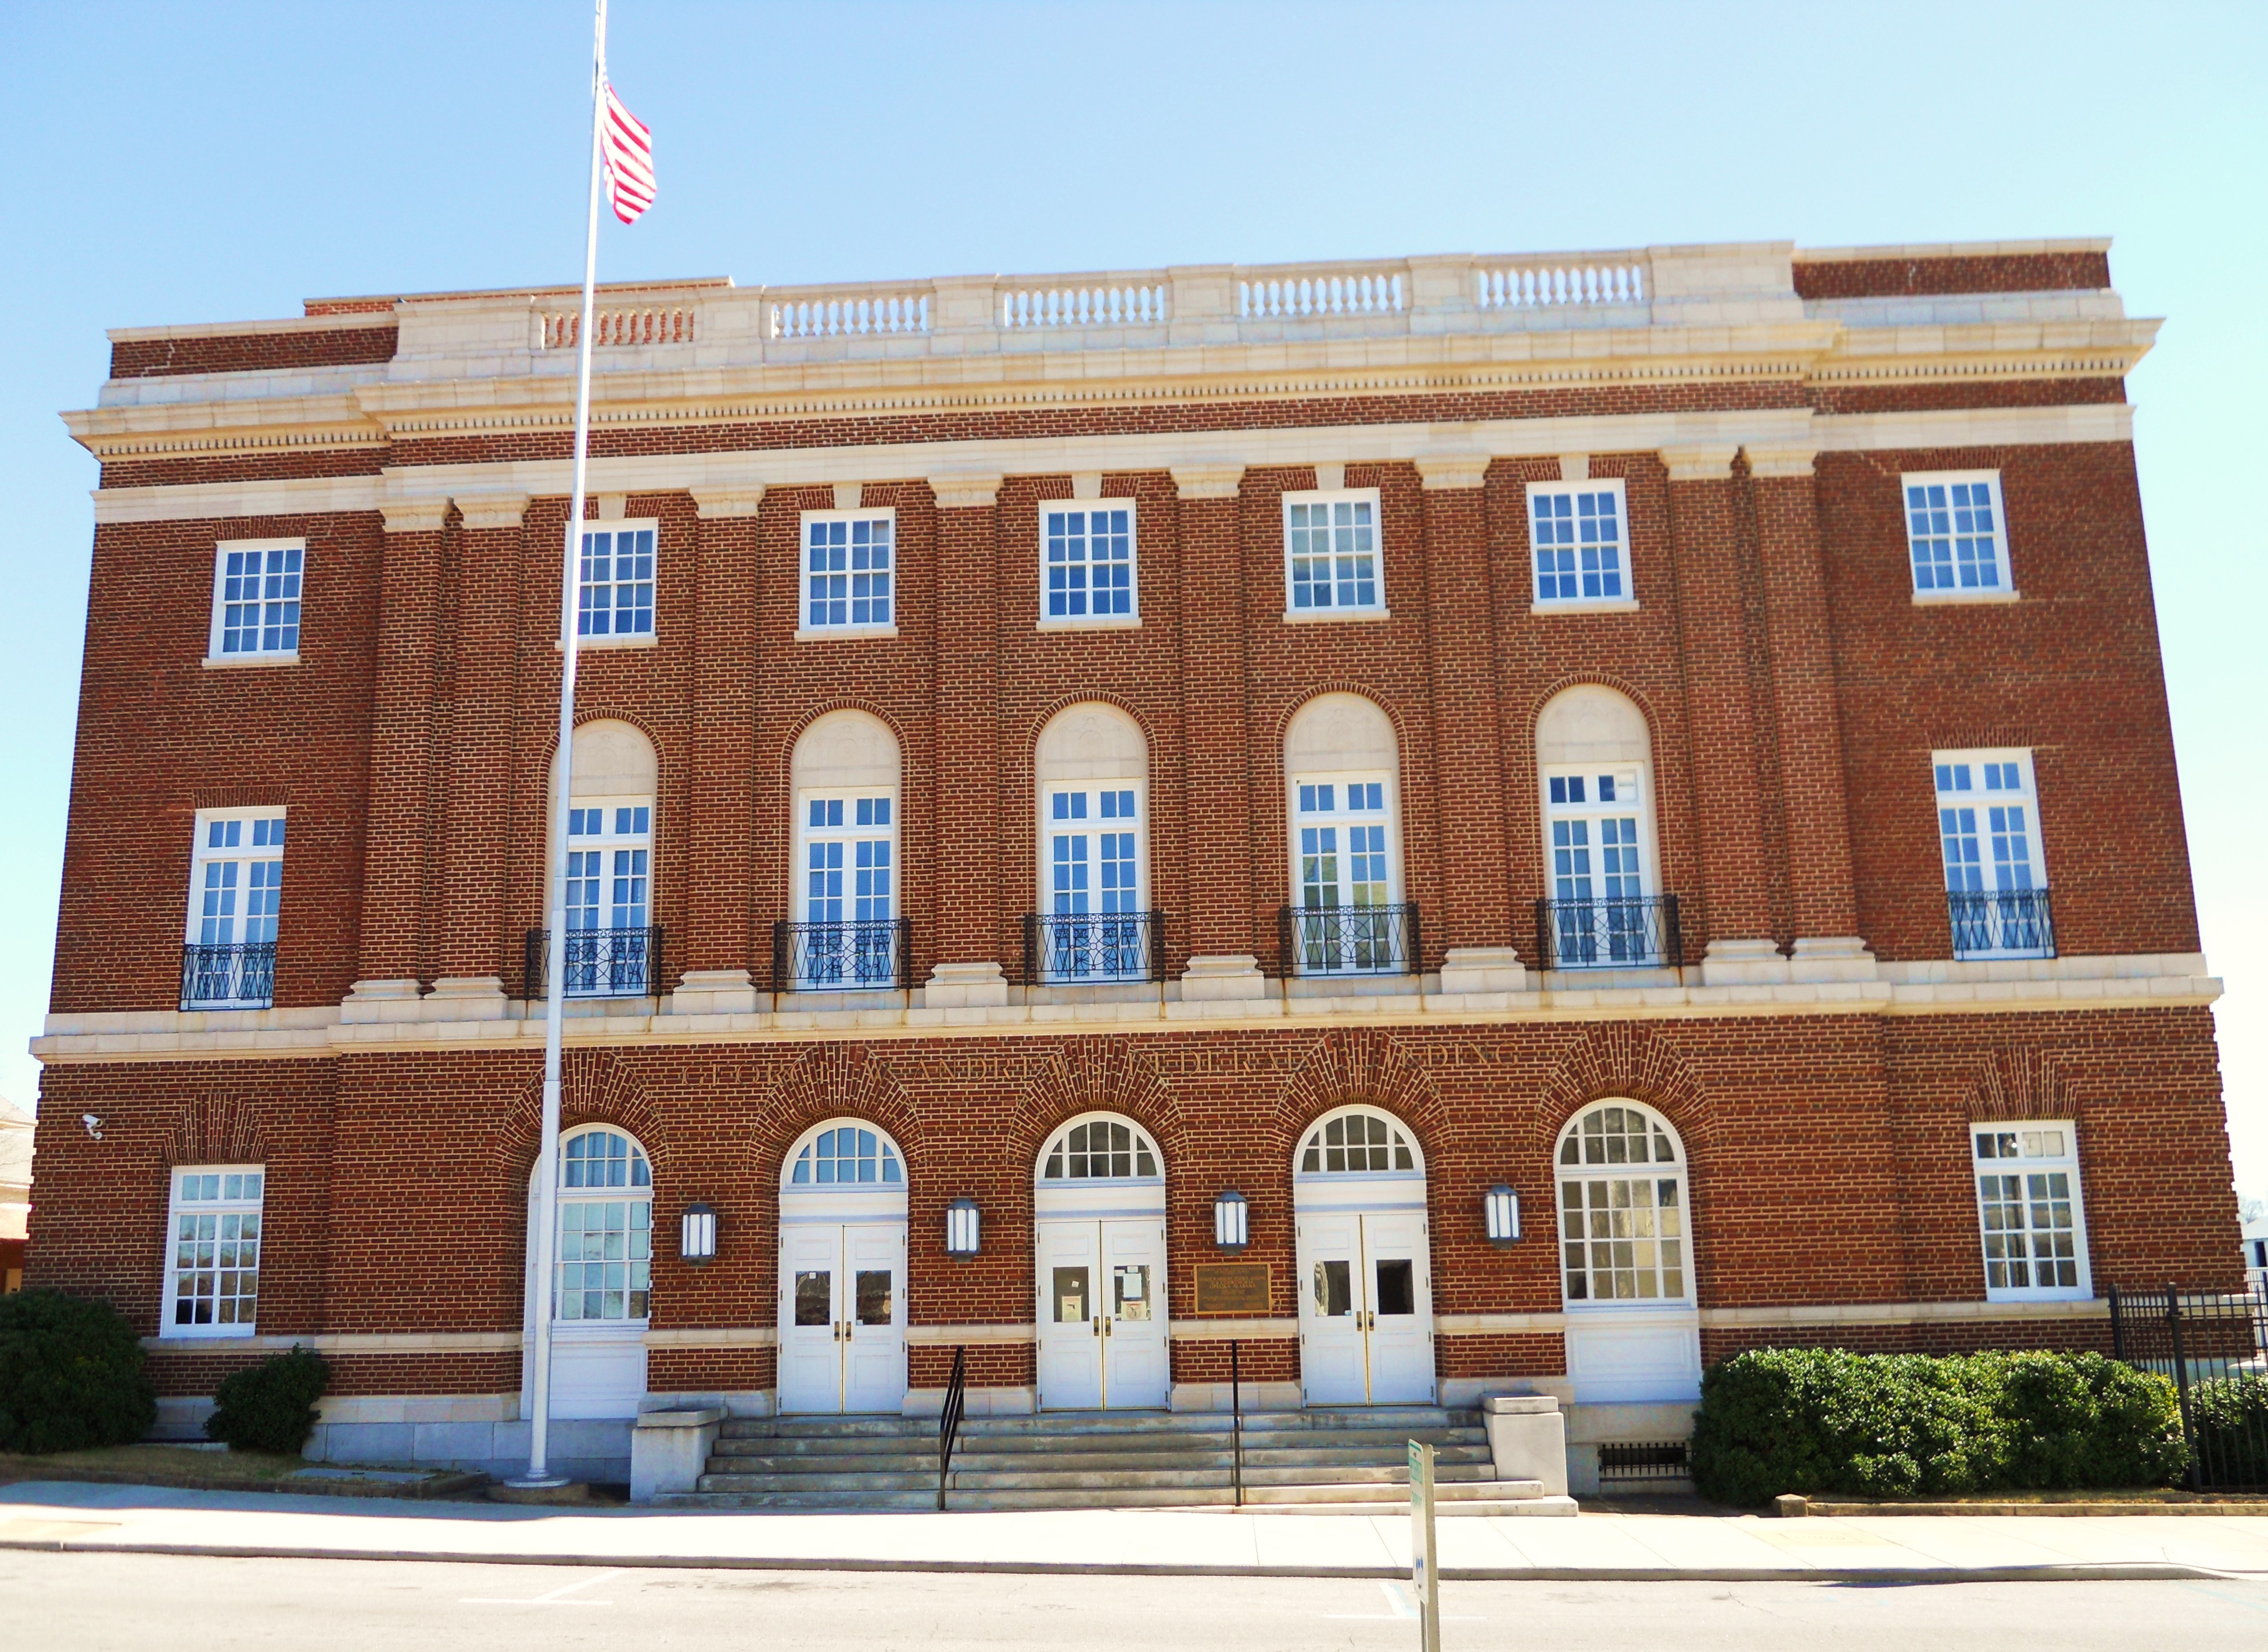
[945,1197,981,1258]
[680,1201,718,1266]
[1213,1189,1249,1253]
[1484,1184,1520,1247]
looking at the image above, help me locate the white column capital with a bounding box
[379,500,451,534]
[1415,453,1491,491]
[1743,443,1820,479]
[1659,445,1740,483]
[928,472,1003,509]
[692,485,767,519]
[453,493,530,531]
[1171,463,1245,500]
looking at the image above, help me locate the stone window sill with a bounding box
[1036,613,1142,632]
[795,624,900,642]
[1912,588,2020,606]
[1530,598,1639,616]
[203,651,299,669]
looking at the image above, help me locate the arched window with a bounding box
[552,720,659,996]
[1041,1116,1160,1182]
[1283,694,1409,975]
[1555,1101,1691,1305]
[788,711,904,989]
[1297,1106,1421,1176]
[1033,704,1151,982]
[555,1125,652,1323]
[787,1123,904,1186]
[1534,686,1665,969]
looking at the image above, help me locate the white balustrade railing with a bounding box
[1475,259,1647,310]
[1239,269,1404,319]
[768,291,930,339]
[1000,282,1168,329]
[541,306,698,349]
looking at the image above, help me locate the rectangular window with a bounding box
[1542,766,1659,967]
[184,809,285,1008]
[1904,471,2012,597]
[801,510,895,633]
[207,539,304,660]
[795,790,899,988]
[1283,489,1384,617]
[562,799,653,995]
[163,1165,264,1337]
[576,522,658,641]
[1289,777,1402,973]
[1972,1123,2089,1301]
[1039,786,1147,982]
[1527,481,1629,606]
[1935,749,2053,958]
[1041,502,1137,623]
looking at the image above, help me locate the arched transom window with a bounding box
[1556,1102,1690,1305]
[790,1125,903,1187]
[1299,1109,1419,1175]
[1042,1117,1160,1181]
[556,1127,652,1323]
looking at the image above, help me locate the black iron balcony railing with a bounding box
[180,942,276,1010]
[525,925,662,1000]
[1947,887,2055,959]
[774,918,912,992]
[1533,893,1682,971]
[1276,903,1421,977]
[1022,910,1166,985]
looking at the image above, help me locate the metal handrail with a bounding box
[1021,910,1167,985]
[180,941,277,1010]
[1533,893,1682,971]
[773,918,913,992]
[938,1344,968,1511]
[1947,887,2056,959]
[1275,903,1421,977]
[1230,1338,1243,1508]
[525,925,662,999]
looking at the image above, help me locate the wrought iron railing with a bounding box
[1947,888,2056,959]
[2109,1283,2268,1492]
[180,942,276,1010]
[937,1344,968,1512]
[1534,894,1682,971]
[1022,910,1166,985]
[1276,903,1420,976]
[525,926,662,1000]
[773,918,912,992]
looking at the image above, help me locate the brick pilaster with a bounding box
[687,487,764,979]
[1416,455,1509,954]
[929,474,1003,972]
[353,501,447,991]
[1172,465,1251,958]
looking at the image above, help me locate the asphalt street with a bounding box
[3,1549,2266,1649]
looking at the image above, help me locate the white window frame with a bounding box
[1526,479,1638,614]
[1971,1121,2091,1303]
[184,808,286,1009]
[575,519,659,648]
[797,508,899,640]
[1903,469,2018,604]
[792,784,900,989]
[161,1163,265,1339]
[1540,760,1663,968]
[1037,499,1140,630]
[1281,487,1387,621]
[1933,748,2052,959]
[1285,773,1406,975]
[554,1125,654,1325]
[205,538,304,666]
[563,796,655,997]
[1035,778,1150,982]
[1554,1102,1695,1309]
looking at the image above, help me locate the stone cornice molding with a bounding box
[1171,462,1245,500]
[453,492,530,530]
[1660,443,1740,482]
[1414,453,1491,490]
[1743,442,1820,479]
[379,500,451,534]
[927,471,1003,508]
[691,484,767,518]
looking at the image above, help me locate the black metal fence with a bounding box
[1276,903,1420,977]
[525,926,663,1000]
[1022,910,1166,985]
[2108,1283,2268,1491]
[180,942,276,1010]
[1597,1440,1693,1487]
[1533,893,1682,971]
[1947,887,2056,959]
[773,918,913,992]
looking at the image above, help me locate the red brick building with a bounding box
[31,239,2235,1481]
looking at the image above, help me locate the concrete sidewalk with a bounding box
[5,1480,2268,1582]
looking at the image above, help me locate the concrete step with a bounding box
[1240,1477,1545,1504]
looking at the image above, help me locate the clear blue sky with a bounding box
[2,2,2260,1199]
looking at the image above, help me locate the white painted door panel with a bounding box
[841,1223,907,1414]
[1036,1220,1104,1410]
[1361,1210,1435,1405]
[1296,1212,1368,1405]
[778,1226,845,1414]
[1101,1219,1168,1409]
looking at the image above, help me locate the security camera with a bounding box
[81,1114,103,1140]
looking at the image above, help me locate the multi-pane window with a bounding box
[164,1166,264,1337]
[803,795,895,925]
[1904,471,2010,595]
[1972,1123,2088,1300]
[555,1128,651,1322]
[1298,1110,1418,1175]
[1039,785,1146,981]
[561,800,652,995]
[184,810,285,1009]
[1528,483,1627,605]
[1556,1104,1688,1304]
[1297,781,1391,910]
[209,540,304,659]
[1543,766,1658,967]
[1042,502,1136,622]
[803,511,894,631]
[1043,1118,1160,1181]
[1283,489,1384,616]
[789,1125,904,1186]
[577,523,657,640]
[1935,750,2052,958]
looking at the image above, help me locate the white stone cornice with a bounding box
[1660,443,1740,482]
[1415,452,1491,490]
[1815,401,2133,453]
[927,471,1003,508]
[379,500,450,534]
[691,484,766,518]
[453,493,530,530]
[1743,441,1819,479]
[1171,463,1244,500]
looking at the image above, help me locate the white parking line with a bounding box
[462,1568,629,1606]
[1320,1579,1484,1622]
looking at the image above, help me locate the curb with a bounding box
[0,1537,2239,1584]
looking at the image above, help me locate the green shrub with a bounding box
[2190,1374,2268,1488]
[1691,1346,2186,1507]
[205,1346,330,1455]
[0,1290,157,1453]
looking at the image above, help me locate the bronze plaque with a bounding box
[1192,1261,1271,1316]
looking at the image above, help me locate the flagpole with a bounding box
[516,0,610,1490]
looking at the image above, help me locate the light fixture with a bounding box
[1213,1189,1249,1253]
[680,1202,718,1266]
[1484,1184,1520,1247]
[945,1198,981,1258]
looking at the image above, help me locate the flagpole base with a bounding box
[491,1477,593,1506]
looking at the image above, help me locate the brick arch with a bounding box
[1519,671,1671,745]
[1017,1038,1181,1172]
[1526,1022,1715,1169]
[752,1042,923,1184]
[1961,1046,2075,1123]
[1268,683,1415,757]
[164,1090,268,1165]
[491,1048,670,1186]
[1276,1027,1449,1162]
[774,699,914,788]
[1018,692,1159,769]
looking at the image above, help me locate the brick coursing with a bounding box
[109,326,397,379]
[1793,253,2112,301]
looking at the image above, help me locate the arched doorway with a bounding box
[777,1121,909,1414]
[1554,1100,1702,1402]
[1033,1114,1169,1410]
[522,1125,653,1420]
[1292,1106,1434,1405]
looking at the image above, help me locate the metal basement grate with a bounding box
[1598,1441,1692,1484]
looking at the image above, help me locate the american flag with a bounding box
[601,82,654,224]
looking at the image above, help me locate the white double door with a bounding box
[778,1222,907,1414]
[1295,1206,1434,1405]
[1035,1218,1169,1410]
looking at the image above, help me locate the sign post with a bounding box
[1408,1437,1441,1652]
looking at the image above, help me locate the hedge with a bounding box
[2190,1373,2268,1488]
[206,1346,332,1455]
[0,1290,157,1453]
[1690,1347,2188,1506]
